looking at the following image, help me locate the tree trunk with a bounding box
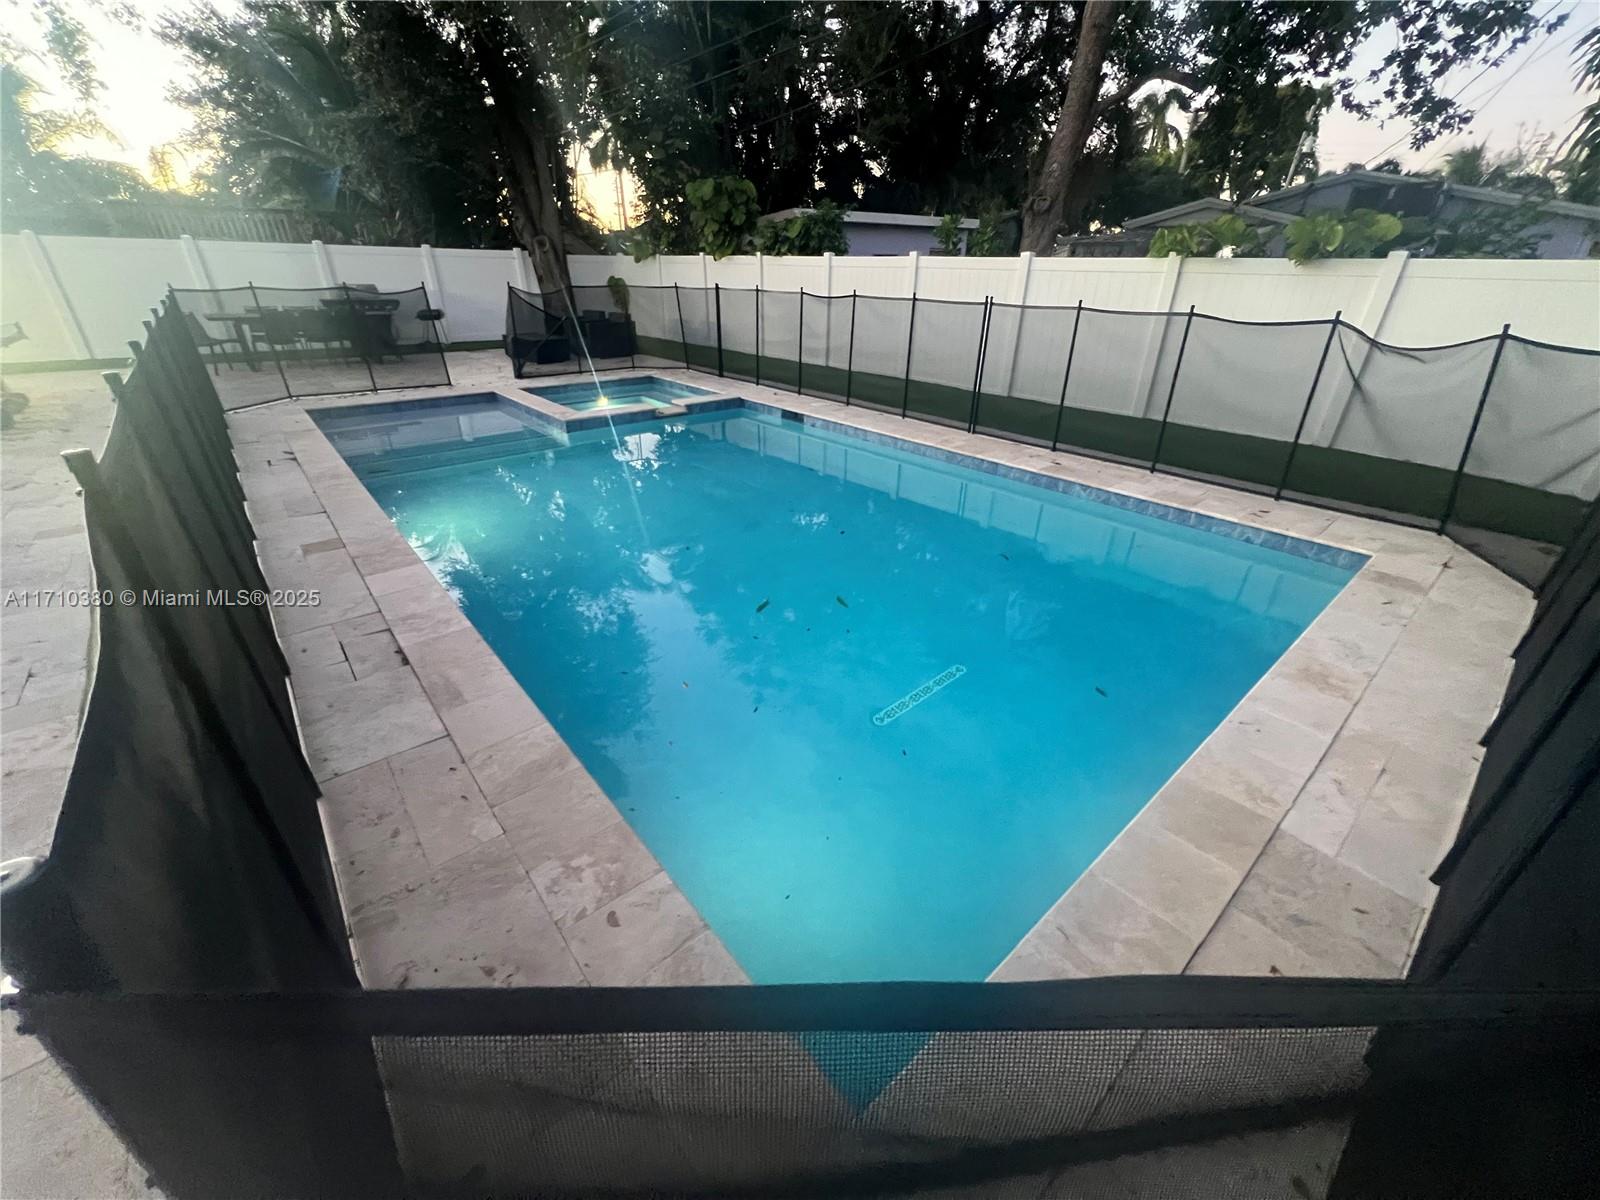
[1020,0,1120,256]
[465,21,573,303]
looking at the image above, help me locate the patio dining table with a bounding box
[203,299,403,365]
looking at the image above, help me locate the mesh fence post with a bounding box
[246,281,295,401]
[714,284,724,378]
[673,283,689,369]
[797,287,806,396]
[1150,304,1196,473]
[420,280,452,387]
[845,290,857,407]
[346,283,379,393]
[1050,300,1084,453]
[967,297,993,434]
[755,286,763,387]
[1440,323,1512,532]
[1275,311,1341,500]
[900,293,918,418]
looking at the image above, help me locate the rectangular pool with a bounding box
[332,402,1362,984]
[527,374,716,411]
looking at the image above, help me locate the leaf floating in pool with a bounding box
[681,681,689,688]
[753,706,760,713]
[835,595,849,608]
[756,598,770,613]
[1094,686,1107,697]
[605,911,621,928]
[901,749,907,756]
[1000,553,1010,561]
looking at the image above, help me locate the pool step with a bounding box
[352,428,562,477]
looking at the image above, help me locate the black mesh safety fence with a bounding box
[1281,327,1501,529]
[798,290,855,402]
[170,283,450,407]
[1152,315,1341,494]
[507,284,642,377]
[8,981,1597,1200]
[1444,336,1600,585]
[842,293,917,413]
[608,281,1596,585]
[903,296,989,429]
[0,296,352,995]
[756,287,803,392]
[718,285,761,381]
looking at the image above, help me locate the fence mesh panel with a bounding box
[905,297,988,428]
[626,284,683,364]
[847,295,915,413]
[758,288,802,391]
[719,286,760,382]
[1156,316,1337,492]
[1283,329,1494,526]
[798,292,854,401]
[1444,337,1600,584]
[974,303,1075,446]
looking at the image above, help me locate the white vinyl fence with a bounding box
[6,231,1598,369]
[1,231,540,364]
[575,250,1600,350]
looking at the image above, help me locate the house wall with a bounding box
[843,224,952,256]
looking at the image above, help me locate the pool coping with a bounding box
[230,356,1532,991]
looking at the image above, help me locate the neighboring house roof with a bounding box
[1120,198,1295,230]
[1250,169,1600,223]
[762,208,979,230]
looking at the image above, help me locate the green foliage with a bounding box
[588,3,1080,245]
[1284,209,1404,264]
[1,63,153,212]
[1558,28,1600,203]
[1405,204,1550,259]
[755,201,849,256]
[966,210,1009,257]
[606,275,630,315]
[684,176,761,259]
[933,212,965,256]
[159,1,586,248]
[1147,214,1263,259]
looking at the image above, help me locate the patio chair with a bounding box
[183,312,247,375]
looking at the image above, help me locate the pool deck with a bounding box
[227,351,1532,992]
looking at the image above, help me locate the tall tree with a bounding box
[165,1,589,288]
[1022,0,1569,253]
[1020,0,1118,254]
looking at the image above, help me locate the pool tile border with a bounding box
[246,354,1531,995]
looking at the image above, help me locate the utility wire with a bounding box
[1361,2,1564,165]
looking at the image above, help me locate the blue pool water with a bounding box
[529,374,715,411]
[327,404,1359,985]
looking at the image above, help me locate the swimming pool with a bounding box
[329,400,1362,985]
[527,374,716,411]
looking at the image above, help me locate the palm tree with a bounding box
[0,63,152,210]
[1132,86,1190,162]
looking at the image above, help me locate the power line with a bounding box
[1361,1,1564,165]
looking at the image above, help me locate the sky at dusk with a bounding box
[5,0,1597,230]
